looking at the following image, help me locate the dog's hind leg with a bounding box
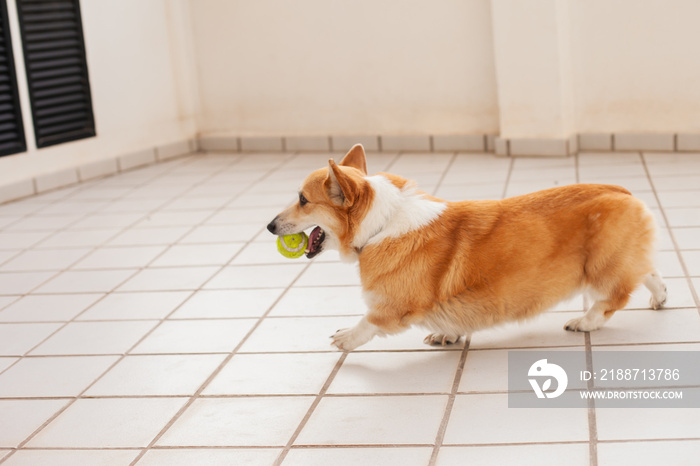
[564,283,633,332]
[644,270,667,310]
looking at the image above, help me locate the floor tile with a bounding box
[579,176,652,191]
[169,289,283,319]
[597,440,700,466]
[458,348,587,393]
[0,357,18,373]
[665,208,700,227]
[590,309,700,345]
[0,271,56,294]
[652,175,700,191]
[239,316,358,353]
[179,224,263,243]
[505,179,577,197]
[578,163,646,179]
[36,269,135,293]
[328,351,460,394]
[657,190,700,208]
[0,323,62,356]
[26,398,187,448]
[150,243,244,266]
[0,399,69,447]
[204,264,306,289]
[2,450,141,466]
[68,212,145,229]
[295,262,361,287]
[296,395,447,445]
[130,319,256,354]
[135,211,211,228]
[137,449,281,466]
[443,394,588,444]
[673,227,700,249]
[231,241,301,265]
[270,286,365,316]
[5,214,81,231]
[205,207,277,225]
[156,397,314,446]
[596,403,700,440]
[0,355,118,397]
[283,447,433,466]
[37,229,121,248]
[37,201,108,216]
[107,227,190,246]
[73,246,166,269]
[681,250,700,276]
[0,294,102,322]
[203,352,340,395]
[436,444,589,466]
[101,199,169,213]
[76,291,191,320]
[656,250,684,277]
[85,354,225,396]
[469,312,585,349]
[30,321,158,355]
[1,248,90,272]
[0,232,51,250]
[117,266,219,291]
[162,196,229,211]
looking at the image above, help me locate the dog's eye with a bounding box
[299,193,308,206]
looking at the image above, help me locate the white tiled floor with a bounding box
[0,150,699,465]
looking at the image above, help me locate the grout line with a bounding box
[428,338,471,466]
[8,437,700,452]
[584,332,598,466]
[430,152,458,197]
[575,150,581,184]
[273,352,349,465]
[640,153,700,312]
[501,157,515,199]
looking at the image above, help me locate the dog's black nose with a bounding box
[266,221,277,234]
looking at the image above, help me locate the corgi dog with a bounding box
[266,144,667,351]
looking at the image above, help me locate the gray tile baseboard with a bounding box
[0,138,197,206]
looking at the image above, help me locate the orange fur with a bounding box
[267,145,664,350]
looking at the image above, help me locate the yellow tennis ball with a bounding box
[277,233,308,259]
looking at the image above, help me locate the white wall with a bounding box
[570,0,700,134]
[190,0,499,137]
[0,0,198,185]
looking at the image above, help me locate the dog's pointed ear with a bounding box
[339,144,367,175]
[326,159,359,206]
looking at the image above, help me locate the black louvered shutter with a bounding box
[17,0,95,148]
[0,0,26,157]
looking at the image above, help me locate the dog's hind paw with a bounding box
[423,333,460,346]
[564,316,602,332]
[650,285,668,310]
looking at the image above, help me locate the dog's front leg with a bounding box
[331,316,381,351]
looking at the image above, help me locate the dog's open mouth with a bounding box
[305,226,325,259]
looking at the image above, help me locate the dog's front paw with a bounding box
[423,333,460,346]
[331,327,362,352]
